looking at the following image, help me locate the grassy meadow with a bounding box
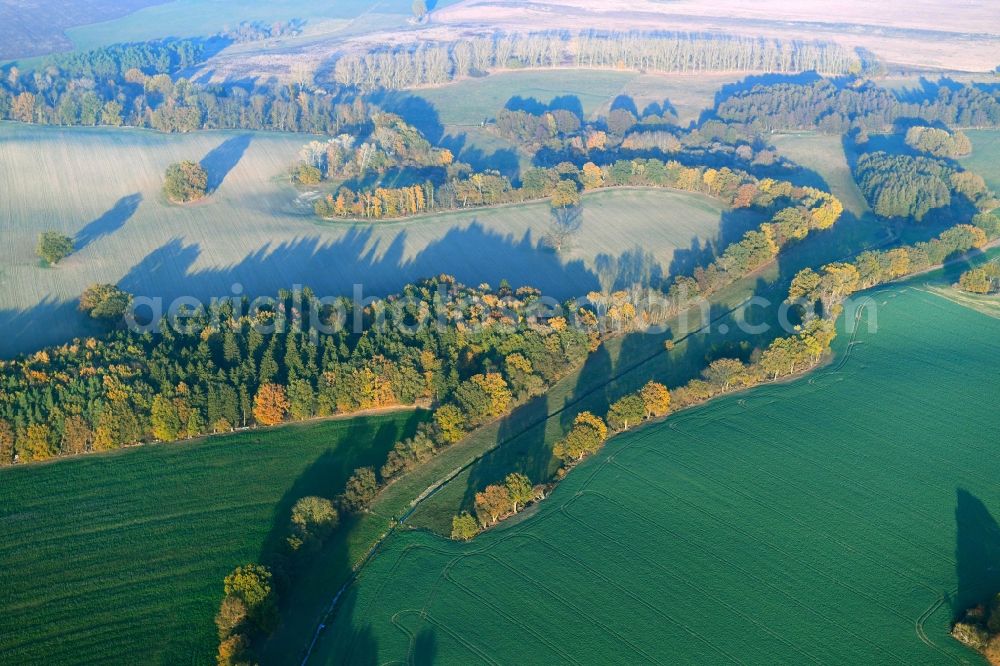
[408,70,640,127]
[0,121,744,357]
[960,129,1000,193]
[0,410,427,665]
[313,284,1000,665]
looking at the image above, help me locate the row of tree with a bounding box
[331,31,864,91]
[787,216,999,318]
[315,149,840,228]
[215,463,380,665]
[0,40,374,134]
[716,80,1000,134]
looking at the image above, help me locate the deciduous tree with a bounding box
[504,472,534,512]
[253,383,289,426]
[36,232,74,265]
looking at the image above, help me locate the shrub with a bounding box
[36,231,74,265]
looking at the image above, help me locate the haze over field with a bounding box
[1,2,1000,665]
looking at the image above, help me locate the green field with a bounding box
[313,285,1000,664]
[770,132,873,219]
[0,410,427,665]
[0,122,747,357]
[408,70,640,127]
[960,130,1000,194]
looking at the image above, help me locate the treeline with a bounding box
[716,80,1000,134]
[453,305,841,538]
[855,151,998,221]
[0,41,372,133]
[315,150,839,226]
[0,277,595,466]
[214,461,380,664]
[453,381,670,538]
[331,31,864,91]
[788,213,999,315]
[219,19,305,43]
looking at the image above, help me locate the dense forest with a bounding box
[0,39,373,133]
[0,278,593,464]
[331,31,865,91]
[0,30,866,133]
[854,151,998,221]
[716,80,1000,133]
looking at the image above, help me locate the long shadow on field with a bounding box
[0,297,108,359]
[459,392,553,513]
[3,218,605,358]
[256,413,425,664]
[75,193,142,251]
[951,489,1000,616]
[412,628,437,666]
[117,222,600,311]
[668,207,767,278]
[201,134,252,193]
[313,587,380,665]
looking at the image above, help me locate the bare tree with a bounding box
[542,205,583,254]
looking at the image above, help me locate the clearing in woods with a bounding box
[0,121,753,357]
[0,410,428,666]
[312,285,1000,665]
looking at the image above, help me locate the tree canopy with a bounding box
[163,160,208,203]
[36,232,74,265]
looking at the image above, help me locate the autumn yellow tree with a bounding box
[581,162,604,189]
[434,404,467,443]
[639,381,671,418]
[20,424,57,462]
[505,472,534,512]
[474,483,512,526]
[553,411,608,463]
[253,383,289,426]
[451,512,479,540]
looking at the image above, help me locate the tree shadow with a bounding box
[74,193,142,251]
[411,627,437,666]
[369,92,445,144]
[610,95,639,117]
[504,94,584,120]
[667,207,767,278]
[256,412,425,664]
[201,134,252,193]
[459,393,553,513]
[438,134,521,181]
[310,584,380,666]
[640,99,679,122]
[114,221,601,313]
[952,488,1000,616]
